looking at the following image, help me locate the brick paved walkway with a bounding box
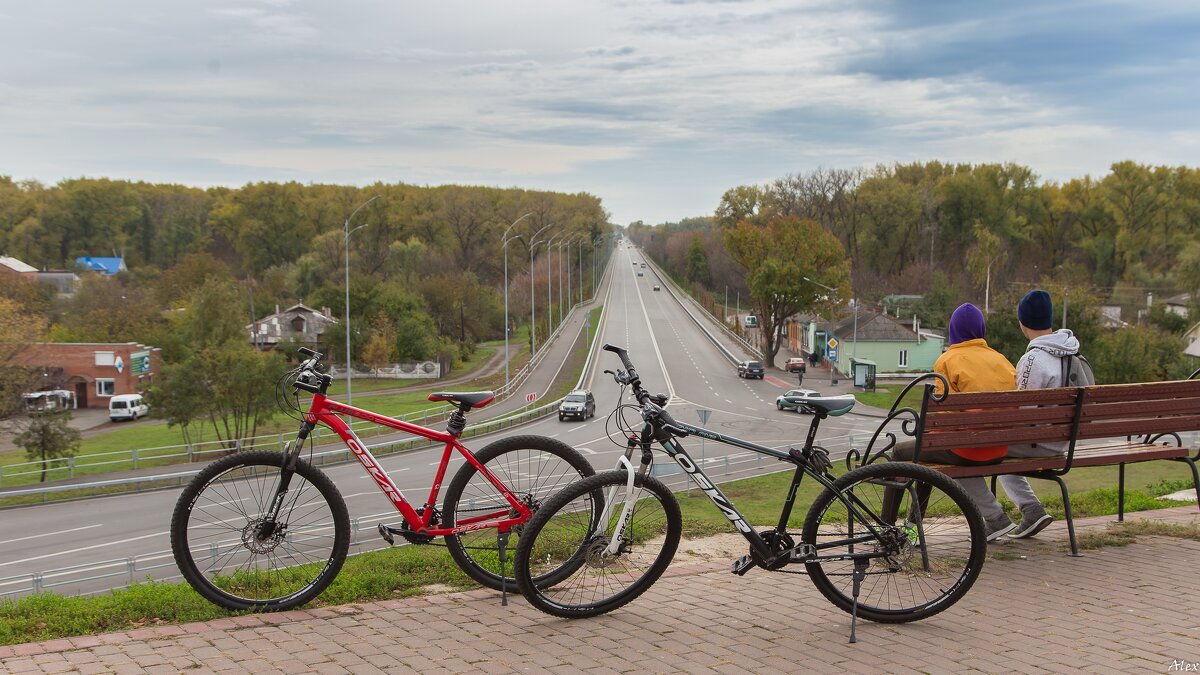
[3,507,1198,674]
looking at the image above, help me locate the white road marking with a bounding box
[0,531,166,568]
[0,524,103,547]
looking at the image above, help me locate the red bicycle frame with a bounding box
[302,393,532,536]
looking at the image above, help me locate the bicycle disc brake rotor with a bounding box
[583,535,628,568]
[242,518,286,554]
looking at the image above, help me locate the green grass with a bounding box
[854,384,926,411]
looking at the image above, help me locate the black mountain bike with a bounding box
[514,344,987,642]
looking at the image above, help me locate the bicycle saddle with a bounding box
[428,391,496,409]
[784,393,856,417]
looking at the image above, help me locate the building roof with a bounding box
[1165,292,1192,307]
[0,255,37,273]
[75,256,127,275]
[248,303,338,325]
[830,310,920,342]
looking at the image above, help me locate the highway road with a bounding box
[0,242,894,600]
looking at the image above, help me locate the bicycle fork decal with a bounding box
[672,451,752,534]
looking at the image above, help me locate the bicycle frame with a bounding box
[295,393,532,537]
[609,416,912,567]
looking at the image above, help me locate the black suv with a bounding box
[558,390,596,420]
[737,360,765,379]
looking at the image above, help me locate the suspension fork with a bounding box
[599,430,654,555]
[260,420,317,533]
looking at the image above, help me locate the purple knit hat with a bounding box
[947,303,986,345]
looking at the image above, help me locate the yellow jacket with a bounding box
[932,338,1016,461]
[934,338,1016,395]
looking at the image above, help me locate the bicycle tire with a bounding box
[514,469,682,618]
[801,461,986,623]
[442,435,596,592]
[171,450,350,612]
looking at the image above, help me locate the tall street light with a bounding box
[527,224,553,354]
[344,195,379,405]
[501,212,534,390]
[545,233,562,332]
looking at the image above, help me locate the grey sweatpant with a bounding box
[891,441,1064,521]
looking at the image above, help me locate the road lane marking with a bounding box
[0,531,167,568]
[0,524,103,547]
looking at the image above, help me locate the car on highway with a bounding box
[637,271,644,277]
[776,388,821,413]
[558,389,596,421]
[736,360,765,379]
[653,284,661,291]
[785,357,807,373]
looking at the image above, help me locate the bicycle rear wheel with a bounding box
[514,469,682,618]
[171,450,350,611]
[442,435,596,592]
[802,461,986,623]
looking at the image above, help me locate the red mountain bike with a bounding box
[171,348,595,611]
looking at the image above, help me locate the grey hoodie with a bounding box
[1015,328,1081,391]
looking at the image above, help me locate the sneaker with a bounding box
[985,515,1017,542]
[1008,506,1053,539]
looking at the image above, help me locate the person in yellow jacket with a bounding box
[893,302,1019,540]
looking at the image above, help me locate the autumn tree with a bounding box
[17,410,82,482]
[723,216,850,367]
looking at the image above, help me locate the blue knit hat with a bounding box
[1018,289,1053,330]
[947,303,986,345]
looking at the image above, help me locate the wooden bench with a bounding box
[855,376,1200,555]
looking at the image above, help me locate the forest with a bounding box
[630,160,1200,380]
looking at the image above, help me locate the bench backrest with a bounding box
[917,379,1200,453]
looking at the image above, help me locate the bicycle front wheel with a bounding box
[514,469,682,618]
[442,435,595,592]
[802,461,986,623]
[171,450,350,612]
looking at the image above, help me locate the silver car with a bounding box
[776,388,821,413]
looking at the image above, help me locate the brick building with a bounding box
[12,342,161,409]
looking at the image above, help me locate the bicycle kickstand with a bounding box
[497,530,511,607]
[848,557,869,644]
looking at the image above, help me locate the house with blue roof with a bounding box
[75,256,127,275]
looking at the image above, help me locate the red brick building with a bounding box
[13,342,161,409]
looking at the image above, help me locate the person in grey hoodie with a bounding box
[999,289,1080,539]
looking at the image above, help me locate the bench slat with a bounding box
[922,443,1191,478]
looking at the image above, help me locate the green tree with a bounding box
[685,234,710,285]
[723,216,850,366]
[16,410,82,482]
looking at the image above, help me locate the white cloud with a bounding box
[0,0,1197,224]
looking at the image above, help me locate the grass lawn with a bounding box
[1,459,1194,646]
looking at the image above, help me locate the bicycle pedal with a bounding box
[731,555,755,576]
[377,523,398,545]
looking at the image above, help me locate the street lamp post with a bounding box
[545,233,561,332]
[501,213,534,390]
[343,195,379,405]
[528,224,553,354]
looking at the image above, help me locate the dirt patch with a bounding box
[672,533,748,566]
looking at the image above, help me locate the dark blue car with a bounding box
[737,360,764,379]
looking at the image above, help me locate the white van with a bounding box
[744,314,758,328]
[109,394,149,422]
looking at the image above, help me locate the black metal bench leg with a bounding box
[1177,457,1200,513]
[989,475,998,497]
[1047,474,1080,557]
[1117,464,1125,522]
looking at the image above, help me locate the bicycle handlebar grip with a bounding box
[298,347,318,358]
[602,343,636,372]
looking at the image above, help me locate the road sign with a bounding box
[828,346,838,362]
[526,392,537,403]
[696,408,712,425]
[827,337,839,349]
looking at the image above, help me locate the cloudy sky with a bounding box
[2,0,1198,224]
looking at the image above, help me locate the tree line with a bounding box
[632,160,1200,380]
[1,178,611,459]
